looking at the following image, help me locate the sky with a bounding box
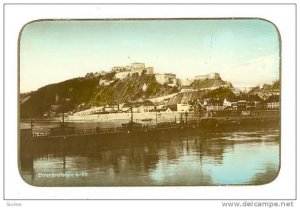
[20,19,280,93]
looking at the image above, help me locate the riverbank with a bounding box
[66,111,181,122]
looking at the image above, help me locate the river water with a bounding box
[19,121,279,186]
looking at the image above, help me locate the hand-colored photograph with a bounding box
[19,19,280,186]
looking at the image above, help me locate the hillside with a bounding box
[167,87,235,105]
[20,77,100,118]
[89,73,178,106]
[249,80,279,93]
[20,73,179,118]
[248,80,280,99]
[20,71,238,118]
[167,77,233,105]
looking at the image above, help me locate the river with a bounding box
[19,121,280,186]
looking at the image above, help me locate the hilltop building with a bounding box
[112,66,127,72]
[155,73,177,86]
[131,62,145,69]
[195,73,220,80]
[180,73,221,87]
[113,62,154,79]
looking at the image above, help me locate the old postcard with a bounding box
[19,19,280,186]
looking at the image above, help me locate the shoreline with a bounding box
[66,112,182,122]
[20,112,183,126]
[20,110,280,132]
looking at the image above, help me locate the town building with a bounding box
[237,100,247,110]
[159,105,177,112]
[249,95,263,109]
[73,106,105,116]
[246,100,255,110]
[177,103,193,112]
[266,95,280,109]
[104,104,120,113]
[223,98,238,111]
[122,100,155,113]
[139,100,155,112]
[155,104,165,111]
[205,99,224,111]
[121,105,131,113]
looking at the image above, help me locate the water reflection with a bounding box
[20,128,279,186]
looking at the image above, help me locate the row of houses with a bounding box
[73,100,188,115]
[203,95,279,112]
[73,100,157,116]
[73,94,279,116]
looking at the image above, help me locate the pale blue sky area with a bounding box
[20,19,280,93]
